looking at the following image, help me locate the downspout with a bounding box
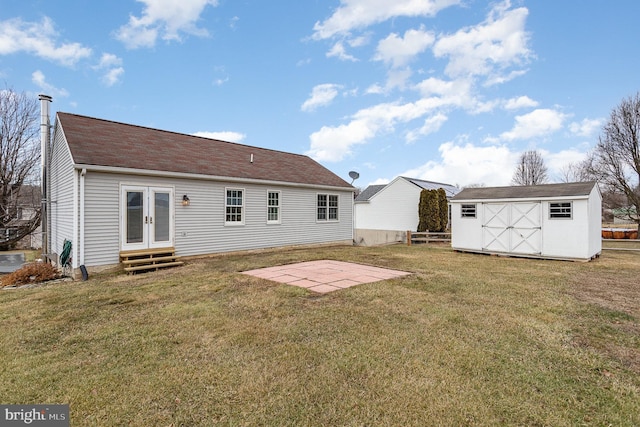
[38,94,52,261]
[79,168,86,266]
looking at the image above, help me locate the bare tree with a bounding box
[511,150,548,186]
[590,92,640,233]
[559,155,594,183]
[0,88,41,250]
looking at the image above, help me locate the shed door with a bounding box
[482,202,541,255]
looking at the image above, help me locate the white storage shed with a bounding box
[450,182,601,261]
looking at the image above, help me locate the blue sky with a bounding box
[2,0,639,188]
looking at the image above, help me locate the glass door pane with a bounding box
[153,191,170,243]
[126,191,144,244]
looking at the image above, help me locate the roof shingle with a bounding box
[451,181,598,201]
[57,112,352,189]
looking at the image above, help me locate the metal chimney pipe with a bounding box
[38,94,52,261]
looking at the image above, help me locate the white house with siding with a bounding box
[45,110,354,274]
[450,182,601,261]
[354,176,459,246]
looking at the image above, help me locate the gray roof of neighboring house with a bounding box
[451,181,598,201]
[56,112,353,189]
[403,177,460,198]
[355,177,460,202]
[355,185,386,202]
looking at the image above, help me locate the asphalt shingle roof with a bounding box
[355,185,386,201]
[57,112,352,189]
[451,181,598,201]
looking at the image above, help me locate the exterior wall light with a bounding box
[182,195,190,206]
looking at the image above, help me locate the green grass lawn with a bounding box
[1,245,639,426]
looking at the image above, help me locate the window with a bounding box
[267,191,280,224]
[550,202,572,219]
[225,188,244,225]
[317,194,339,221]
[461,204,477,218]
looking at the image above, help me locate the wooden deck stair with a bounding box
[119,247,183,274]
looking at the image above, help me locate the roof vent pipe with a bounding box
[39,94,52,261]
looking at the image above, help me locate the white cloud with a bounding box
[116,0,218,49]
[406,112,448,142]
[326,41,358,61]
[544,148,589,179]
[301,84,343,112]
[569,118,603,137]
[312,0,461,40]
[193,131,246,143]
[401,140,518,187]
[307,120,376,162]
[433,1,531,81]
[373,26,435,68]
[31,70,69,98]
[307,98,450,162]
[504,95,538,110]
[93,53,125,86]
[103,67,125,86]
[499,108,567,141]
[0,17,91,66]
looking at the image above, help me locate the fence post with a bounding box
[407,230,411,246]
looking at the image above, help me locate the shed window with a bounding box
[550,202,572,219]
[225,188,244,225]
[317,194,339,221]
[267,191,280,224]
[461,204,477,218]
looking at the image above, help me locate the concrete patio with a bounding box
[242,260,411,293]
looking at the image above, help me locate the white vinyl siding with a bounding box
[79,172,353,268]
[48,121,76,263]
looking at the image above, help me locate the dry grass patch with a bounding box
[1,245,639,425]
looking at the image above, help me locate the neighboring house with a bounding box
[450,181,601,261]
[46,111,354,274]
[1,186,41,250]
[354,176,460,246]
[612,206,639,224]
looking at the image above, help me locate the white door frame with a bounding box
[120,185,175,251]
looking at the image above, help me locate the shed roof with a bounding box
[451,181,598,201]
[56,112,352,189]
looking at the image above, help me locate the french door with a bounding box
[121,185,174,251]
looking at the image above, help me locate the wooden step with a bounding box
[124,261,184,273]
[119,247,183,274]
[122,255,180,265]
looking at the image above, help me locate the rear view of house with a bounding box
[450,182,601,261]
[44,106,354,275]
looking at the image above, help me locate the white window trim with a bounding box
[549,201,572,219]
[225,187,245,226]
[461,203,477,218]
[316,193,339,222]
[267,190,281,225]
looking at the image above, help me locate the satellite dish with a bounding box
[348,170,360,184]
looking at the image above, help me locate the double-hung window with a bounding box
[225,188,244,225]
[461,203,477,218]
[549,202,572,219]
[317,194,339,221]
[267,191,281,224]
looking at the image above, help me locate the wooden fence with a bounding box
[407,231,451,246]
